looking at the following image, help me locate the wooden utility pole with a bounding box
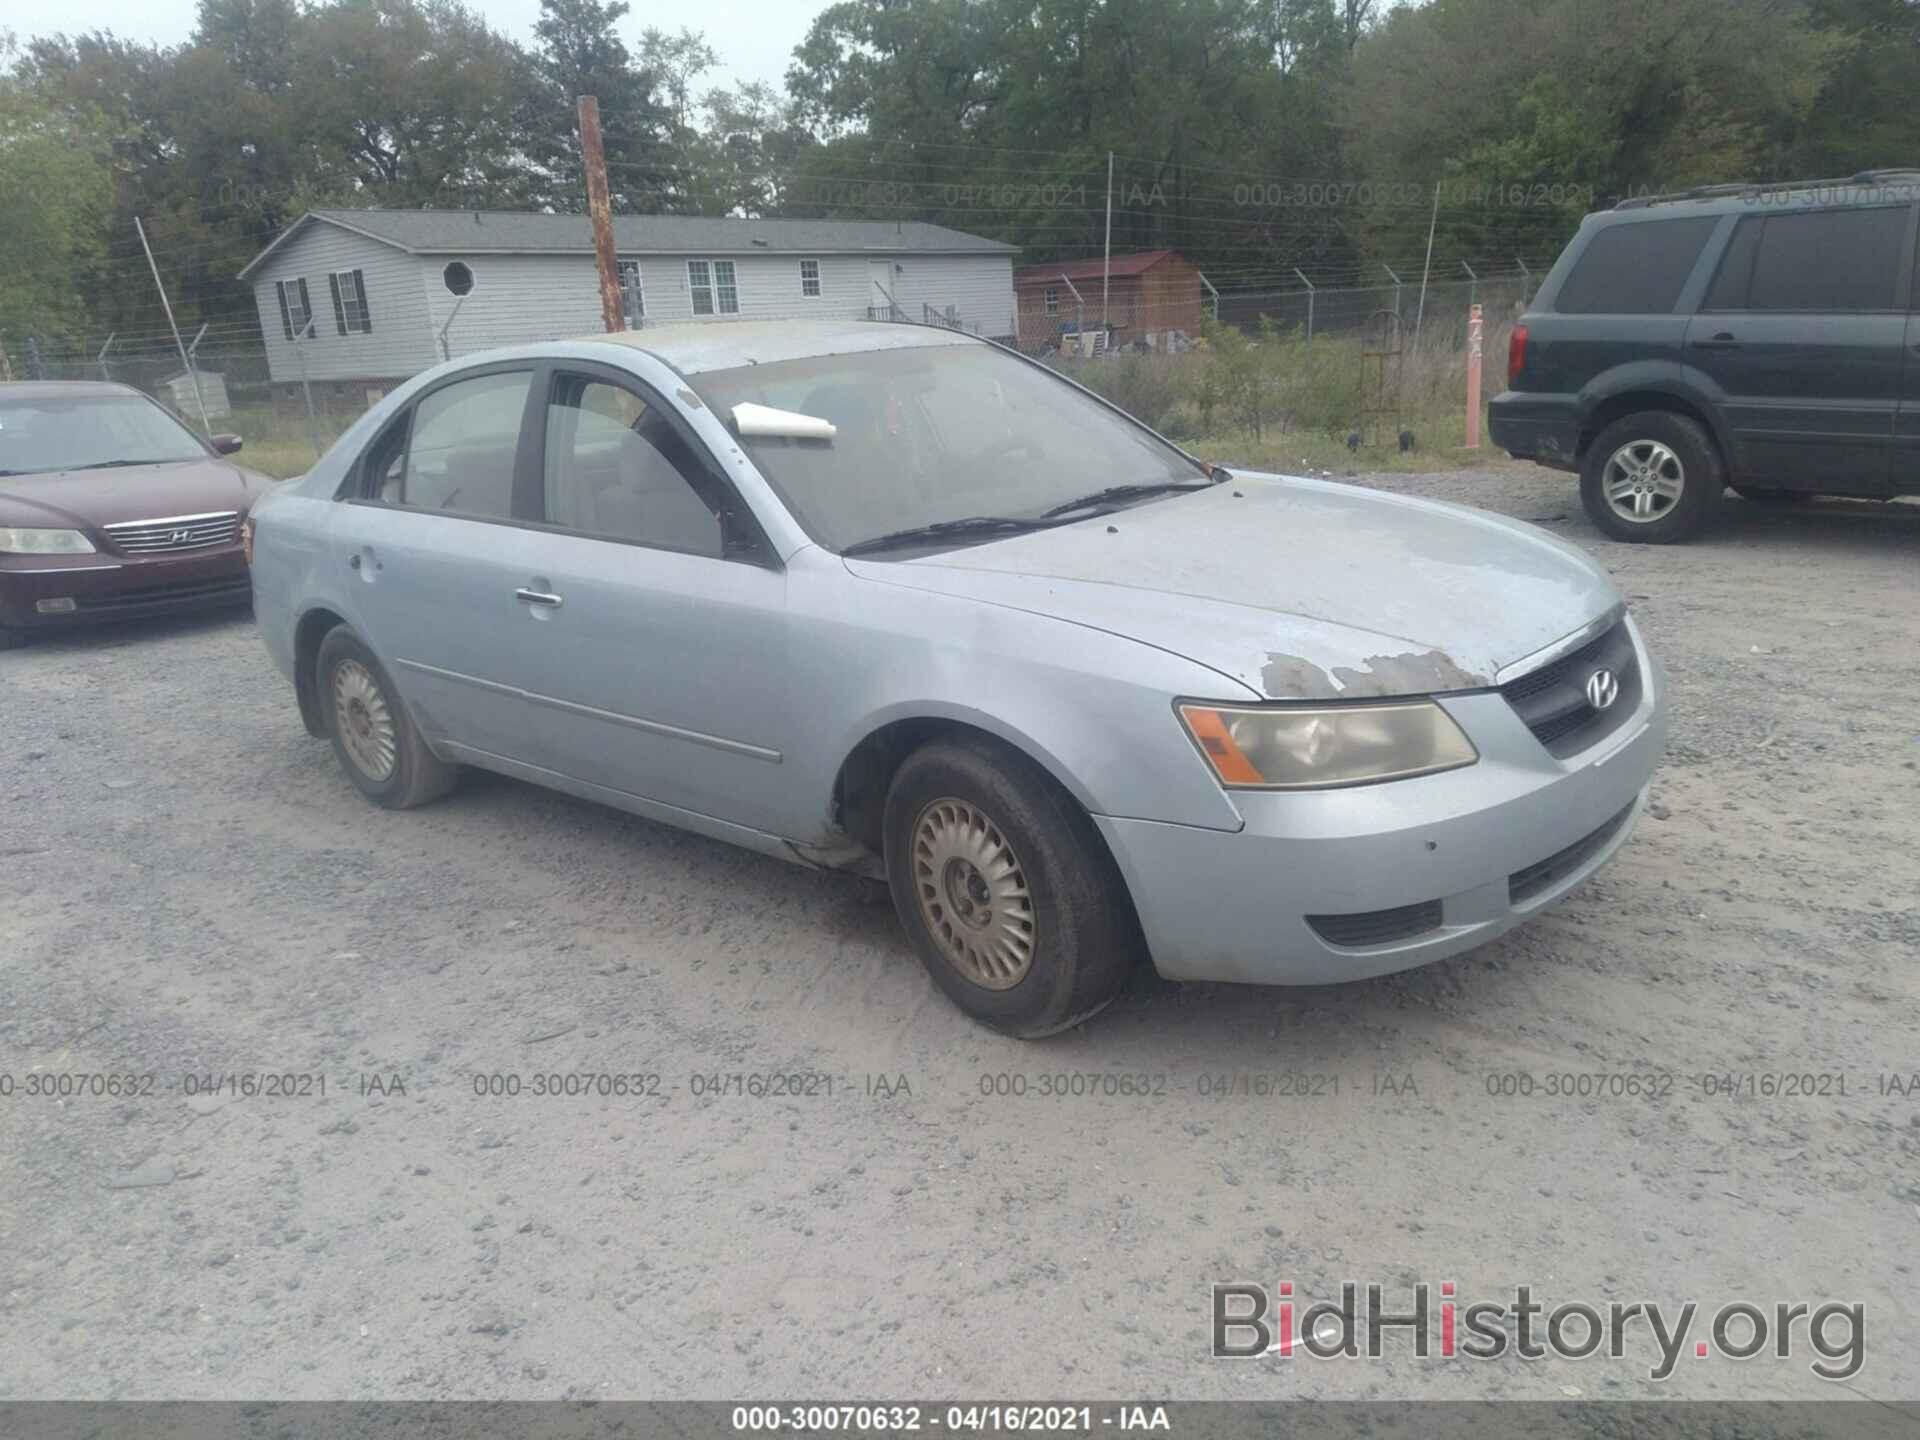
[576,95,624,333]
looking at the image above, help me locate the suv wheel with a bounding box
[1580,412,1723,543]
[882,735,1142,1038]
[315,625,458,809]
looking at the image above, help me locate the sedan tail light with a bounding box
[1507,324,1529,389]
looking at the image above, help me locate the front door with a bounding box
[869,260,895,318]
[505,366,797,836]
[330,365,555,766]
[1684,204,1913,493]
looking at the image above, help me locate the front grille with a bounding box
[1508,804,1636,904]
[1307,899,1444,949]
[1499,618,1640,758]
[74,574,251,610]
[101,511,240,555]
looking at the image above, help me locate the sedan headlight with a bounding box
[1178,700,1478,790]
[0,527,95,555]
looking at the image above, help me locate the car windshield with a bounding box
[690,342,1202,552]
[0,392,209,476]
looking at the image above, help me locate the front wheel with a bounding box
[882,736,1143,1038]
[1579,412,1723,543]
[315,625,457,809]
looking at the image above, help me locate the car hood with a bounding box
[0,458,272,531]
[845,473,1621,700]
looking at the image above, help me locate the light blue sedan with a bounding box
[249,320,1665,1036]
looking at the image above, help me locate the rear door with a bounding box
[1685,202,1914,492]
[329,364,557,765]
[499,364,798,835]
[1898,234,1920,494]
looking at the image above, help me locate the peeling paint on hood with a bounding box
[847,472,1621,700]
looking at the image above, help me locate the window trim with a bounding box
[1044,287,1059,316]
[617,258,645,325]
[1699,203,1914,315]
[329,268,373,335]
[799,258,821,298]
[343,361,544,524]
[522,360,779,568]
[688,257,741,316]
[276,278,314,341]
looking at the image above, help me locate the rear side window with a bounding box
[371,369,532,516]
[1553,217,1719,314]
[1714,207,1908,312]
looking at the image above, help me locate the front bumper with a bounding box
[0,547,251,632]
[1488,391,1582,469]
[1097,625,1666,985]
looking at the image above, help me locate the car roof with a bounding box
[0,380,148,402]
[570,319,982,377]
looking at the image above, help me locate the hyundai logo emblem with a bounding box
[1585,668,1620,711]
[170,528,195,545]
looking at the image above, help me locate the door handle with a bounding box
[514,588,564,609]
[1691,331,1740,351]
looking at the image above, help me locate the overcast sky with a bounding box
[3,0,812,95]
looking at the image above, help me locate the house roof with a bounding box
[1014,250,1183,285]
[239,209,1019,280]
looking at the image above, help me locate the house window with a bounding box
[329,269,373,334]
[275,278,314,340]
[799,259,821,298]
[618,259,644,326]
[1044,287,1059,316]
[688,259,740,316]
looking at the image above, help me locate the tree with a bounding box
[525,0,675,211]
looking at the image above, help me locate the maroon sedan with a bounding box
[0,381,274,649]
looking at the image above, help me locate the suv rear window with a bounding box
[1705,206,1907,312]
[1553,217,1718,314]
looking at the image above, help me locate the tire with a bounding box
[1579,412,1723,543]
[882,734,1143,1038]
[1730,485,1812,504]
[314,625,457,809]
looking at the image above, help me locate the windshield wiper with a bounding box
[1039,479,1214,520]
[841,515,1064,557]
[71,458,181,470]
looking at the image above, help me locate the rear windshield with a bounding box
[690,342,1198,552]
[1552,216,1719,314]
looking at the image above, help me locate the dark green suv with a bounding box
[1489,170,1920,542]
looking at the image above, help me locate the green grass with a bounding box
[1191,409,1529,476]
[222,405,354,479]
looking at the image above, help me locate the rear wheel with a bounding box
[315,625,457,809]
[1580,412,1723,543]
[883,735,1142,1038]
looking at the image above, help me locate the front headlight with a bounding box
[0,527,95,555]
[1178,700,1478,789]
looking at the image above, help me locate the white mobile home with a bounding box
[238,209,1020,401]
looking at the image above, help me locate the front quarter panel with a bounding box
[789,549,1258,836]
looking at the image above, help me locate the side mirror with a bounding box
[212,434,244,455]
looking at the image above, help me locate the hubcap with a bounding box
[911,798,1035,990]
[1602,439,1684,523]
[332,659,397,782]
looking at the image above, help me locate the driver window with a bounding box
[391,370,533,516]
[542,375,724,559]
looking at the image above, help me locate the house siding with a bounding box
[250,226,1020,384]
[250,222,438,386]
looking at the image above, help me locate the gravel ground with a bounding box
[2,469,1917,1402]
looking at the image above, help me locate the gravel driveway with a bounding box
[2,469,1916,1402]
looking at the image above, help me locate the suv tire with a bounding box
[882,735,1142,1038]
[1580,412,1723,544]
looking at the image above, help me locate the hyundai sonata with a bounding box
[249,321,1665,1036]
